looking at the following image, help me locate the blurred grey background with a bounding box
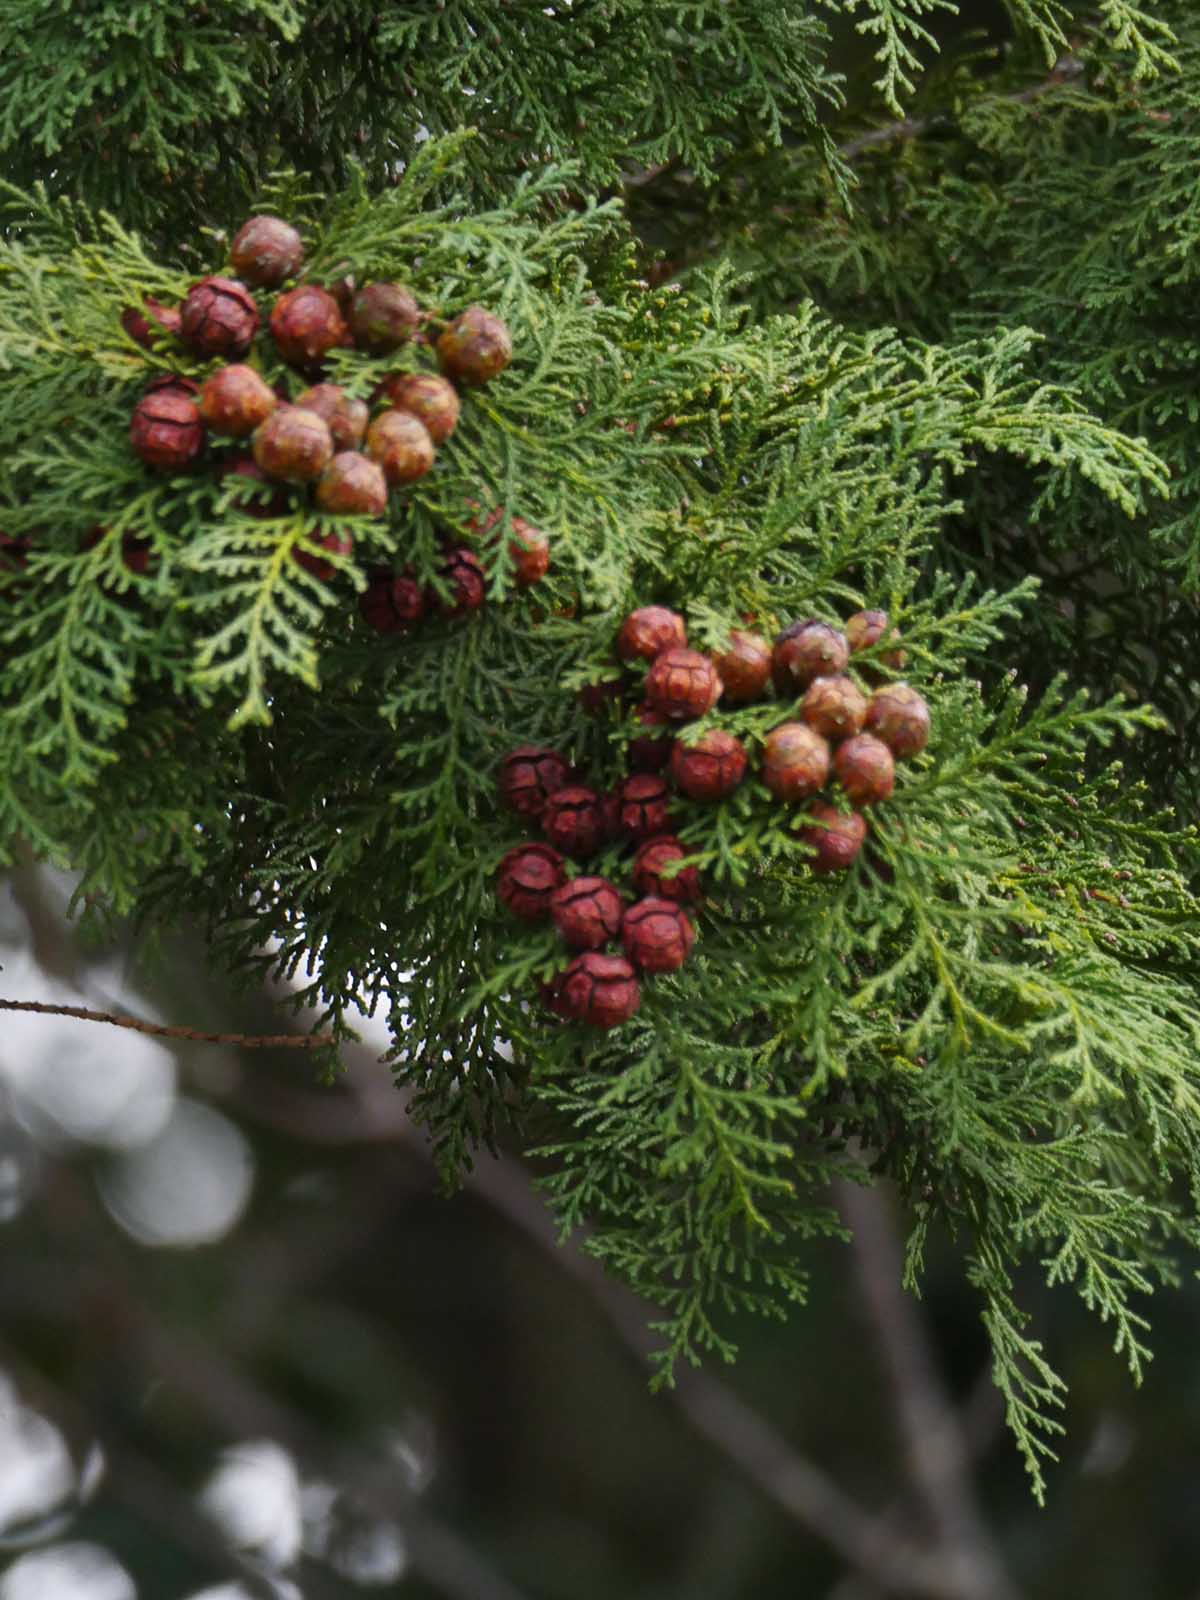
[1,859,1200,1600]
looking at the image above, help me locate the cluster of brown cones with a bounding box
[355,504,550,634]
[494,747,703,1030]
[489,603,932,1028]
[587,604,931,873]
[121,212,511,581]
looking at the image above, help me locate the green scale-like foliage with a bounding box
[0,0,844,235]
[4,134,1200,1493]
[0,0,1179,242]
[684,6,1200,812]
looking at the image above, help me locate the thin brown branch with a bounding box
[0,995,334,1050]
[464,1150,972,1598]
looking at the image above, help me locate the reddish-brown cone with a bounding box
[365,410,436,486]
[550,952,640,1028]
[497,746,571,819]
[219,457,291,518]
[761,722,831,802]
[351,283,421,353]
[864,684,930,760]
[326,276,357,319]
[502,517,550,587]
[714,630,772,704]
[834,735,895,807]
[144,373,200,401]
[845,609,889,652]
[121,535,153,574]
[542,786,607,859]
[130,388,205,471]
[471,507,549,586]
[358,568,427,633]
[797,803,868,874]
[617,605,687,664]
[253,407,333,483]
[315,452,389,516]
[597,787,622,844]
[121,297,180,348]
[550,876,625,950]
[801,676,869,743]
[295,384,369,450]
[434,547,486,618]
[81,527,154,575]
[496,844,566,922]
[0,533,31,574]
[578,678,624,718]
[628,704,673,771]
[671,728,747,801]
[618,774,672,840]
[180,276,259,359]
[644,648,722,721]
[622,897,695,974]
[230,215,304,288]
[270,285,349,369]
[772,619,849,696]
[198,364,278,438]
[379,373,460,442]
[293,528,353,582]
[632,836,700,903]
[437,306,513,386]
[846,608,906,671]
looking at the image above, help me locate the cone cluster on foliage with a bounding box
[122,212,514,587]
[495,739,700,1029]
[600,603,930,873]
[357,504,549,633]
[493,602,932,1028]
[7,3,1199,1487]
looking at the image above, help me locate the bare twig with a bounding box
[1,865,1013,1600]
[0,996,334,1050]
[822,1361,1007,1600]
[834,1178,1022,1600]
[465,1147,977,1598]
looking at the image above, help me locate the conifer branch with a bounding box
[1,49,1198,1501]
[0,996,334,1050]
